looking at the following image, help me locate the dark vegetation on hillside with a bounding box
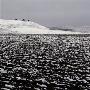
[49,27,73,31]
[0,34,90,90]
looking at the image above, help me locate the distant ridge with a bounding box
[0,19,81,34]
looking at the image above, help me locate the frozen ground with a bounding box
[0,34,90,90]
[0,19,90,90]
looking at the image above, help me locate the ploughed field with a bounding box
[0,34,90,90]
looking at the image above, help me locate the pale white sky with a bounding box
[0,0,90,27]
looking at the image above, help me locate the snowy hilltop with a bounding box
[0,19,81,34]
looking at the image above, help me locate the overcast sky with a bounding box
[0,0,90,27]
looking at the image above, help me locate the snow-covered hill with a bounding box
[0,19,81,34]
[0,19,48,30]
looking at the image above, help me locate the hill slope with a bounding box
[0,19,81,34]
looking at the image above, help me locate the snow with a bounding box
[5,84,14,88]
[0,19,81,34]
[0,68,7,73]
[0,19,48,30]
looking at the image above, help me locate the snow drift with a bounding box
[0,19,81,34]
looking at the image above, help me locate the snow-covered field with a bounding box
[0,34,90,89]
[0,19,81,34]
